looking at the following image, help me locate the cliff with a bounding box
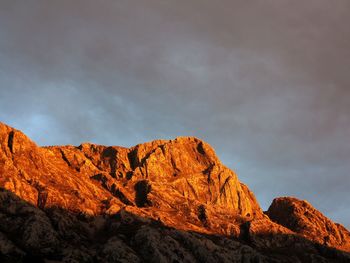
[0,122,349,262]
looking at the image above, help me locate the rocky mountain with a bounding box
[0,122,349,262]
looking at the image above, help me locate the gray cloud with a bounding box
[0,0,349,227]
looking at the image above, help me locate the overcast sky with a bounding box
[0,0,349,228]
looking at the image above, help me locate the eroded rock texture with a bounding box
[267,197,350,252]
[0,122,349,262]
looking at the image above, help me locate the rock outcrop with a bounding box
[0,122,349,262]
[267,197,350,252]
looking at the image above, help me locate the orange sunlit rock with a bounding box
[0,121,349,262]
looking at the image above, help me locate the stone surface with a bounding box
[266,197,350,252]
[0,121,349,262]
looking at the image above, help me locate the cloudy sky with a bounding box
[0,0,349,227]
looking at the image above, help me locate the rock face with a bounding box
[0,122,349,262]
[267,197,350,252]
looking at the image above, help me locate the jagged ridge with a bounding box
[0,122,349,262]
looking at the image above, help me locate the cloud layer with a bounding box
[1,0,349,227]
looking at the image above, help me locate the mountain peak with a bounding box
[0,122,349,262]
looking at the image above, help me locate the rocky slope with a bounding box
[0,122,349,262]
[267,197,350,253]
